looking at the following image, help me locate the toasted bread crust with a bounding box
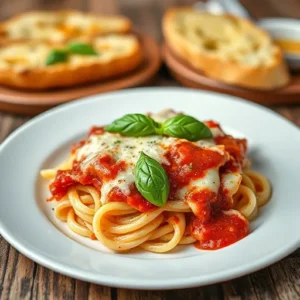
[0,10,132,44]
[0,39,143,89]
[163,7,290,90]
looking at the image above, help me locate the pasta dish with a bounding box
[41,109,271,253]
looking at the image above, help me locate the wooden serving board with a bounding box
[0,33,162,115]
[162,44,300,105]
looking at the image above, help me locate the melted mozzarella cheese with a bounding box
[76,132,175,204]
[75,112,242,208]
[178,168,221,200]
[221,172,242,199]
[0,35,139,72]
[210,127,225,137]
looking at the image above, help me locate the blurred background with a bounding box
[1,0,300,41]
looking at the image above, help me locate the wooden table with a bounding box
[1,0,300,299]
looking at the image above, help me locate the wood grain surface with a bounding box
[0,0,300,299]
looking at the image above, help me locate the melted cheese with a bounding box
[75,130,228,205]
[76,133,175,204]
[74,112,243,209]
[5,11,129,42]
[221,171,242,201]
[177,168,220,200]
[0,35,139,72]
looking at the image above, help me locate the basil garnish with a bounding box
[45,43,97,65]
[135,152,169,207]
[161,115,212,141]
[105,114,159,137]
[45,50,68,66]
[67,42,97,55]
[105,113,212,141]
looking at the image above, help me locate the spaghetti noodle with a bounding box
[41,110,271,253]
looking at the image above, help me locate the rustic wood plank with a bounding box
[222,276,259,300]
[0,237,11,298]
[274,106,300,127]
[32,0,83,11]
[0,113,28,142]
[1,245,20,299]
[0,0,35,20]
[31,265,54,299]
[74,280,89,300]
[249,269,280,299]
[165,285,224,300]
[31,266,76,300]
[118,289,166,300]
[1,250,36,300]
[88,0,119,14]
[88,284,112,300]
[240,0,300,19]
[269,256,300,300]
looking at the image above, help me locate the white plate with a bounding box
[0,87,299,289]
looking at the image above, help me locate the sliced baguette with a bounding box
[0,10,131,43]
[0,34,142,89]
[163,7,290,90]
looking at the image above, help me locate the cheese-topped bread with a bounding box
[0,34,142,89]
[0,10,131,43]
[163,7,290,90]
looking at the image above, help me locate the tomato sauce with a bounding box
[163,141,226,199]
[49,154,126,201]
[205,120,222,129]
[191,211,249,250]
[49,123,250,250]
[71,140,86,154]
[187,188,217,223]
[88,126,105,137]
[215,135,247,172]
[108,186,157,212]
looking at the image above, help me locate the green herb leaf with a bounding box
[161,115,212,141]
[67,42,97,55]
[105,114,159,137]
[135,152,169,207]
[45,50,68,66]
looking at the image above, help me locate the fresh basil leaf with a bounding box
[135,152,169,207]
[45,50,68,66]
[67,42,97,55]
[161,115,212,141]
[105,114,159,137]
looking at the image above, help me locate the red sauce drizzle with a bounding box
[88,126,105,137]
[163,141,226,199]
[49,154,126,201]
[215,135,247,172]
[108,186,157,212]
[191,212,249,250]
[71,140,86,154]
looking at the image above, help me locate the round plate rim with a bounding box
[0,87,299,290]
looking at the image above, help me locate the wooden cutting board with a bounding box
[0,33,162,115]
[162,44,300,105]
